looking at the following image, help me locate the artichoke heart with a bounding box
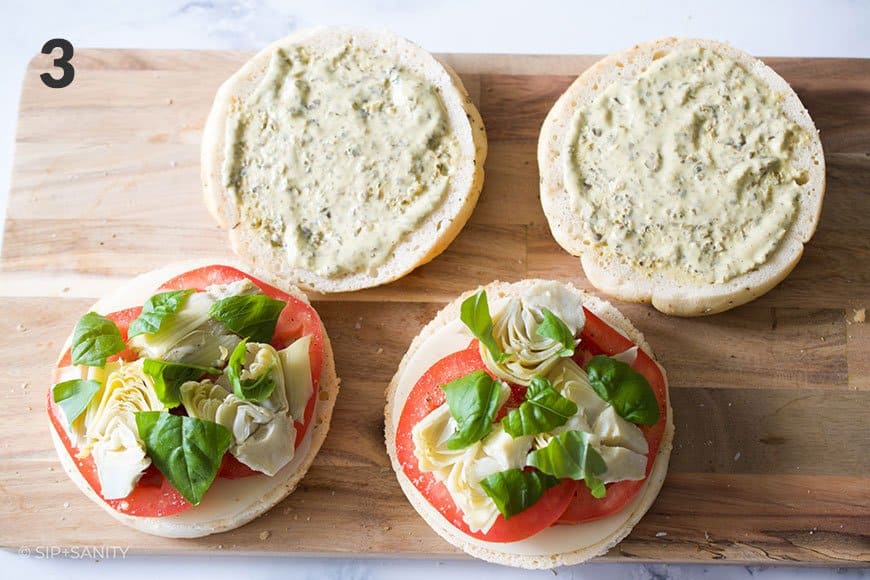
[80,360,164,500]
[225,341,289,413]
[412,404,466,472]
[56,361,123,448]
[481,282,585,385]
[443,443,503,533]
[413,410,531,534]
[128,279,260,368]
[535,358,648,482]
[181,379,296,476]
[278,335,313,422]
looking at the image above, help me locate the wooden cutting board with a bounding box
[1,49,868,565]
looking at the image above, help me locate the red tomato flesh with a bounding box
[48,265,325,515]
[395,342,578,543]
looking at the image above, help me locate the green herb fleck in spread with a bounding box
[224,43,459,277]
[562,46,811,284]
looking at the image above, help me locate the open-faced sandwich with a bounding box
[202,27,487,293]
[539,38,825,316]
[385,280,673,568]
[48,262,338,537]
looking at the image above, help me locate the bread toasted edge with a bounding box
[538,37,826,316]
[48,259,340,538]
[202,26,487,294]
[383,280,674,568]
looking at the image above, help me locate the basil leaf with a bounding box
[479,468,560,520]
[441,370,503,450]
[502,376,578,437]
[128,290,195,338]
[536,307,576,357]
[586,356,660,426]
[52,379,101,425]
[142,359,223,408]
[227,339,276,403]
[460,290,509,363]
[71,312,125,367]
[209,294,286,343]
[135,411,232,506]
[526,430,607,480]
[585,475,607,499]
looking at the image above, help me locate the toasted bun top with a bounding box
[49,259,339,537]
[538,38,825,316]
[202,27,487,294]
[384,280,674,568]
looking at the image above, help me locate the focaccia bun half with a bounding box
[384,280,674,568]
[202,27,487,294]
[538,38,825,316]
[49,259,339,538]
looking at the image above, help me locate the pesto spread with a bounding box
[562,46,810,284]
[223,43,459,277]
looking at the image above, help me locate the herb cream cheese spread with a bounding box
[562,46,811,284]
[223,42,459,277]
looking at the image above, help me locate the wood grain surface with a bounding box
[0,49,868,565]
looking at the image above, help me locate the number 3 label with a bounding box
[41,38,75,88]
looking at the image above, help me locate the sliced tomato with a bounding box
[49,264,324,516]
[395,342,577,543]
[557,307,668,524]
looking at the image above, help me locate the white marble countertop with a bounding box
[1,1,868,578]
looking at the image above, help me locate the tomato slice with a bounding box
[395,342,578,543]
[48,265,325,515]
[557,307,668,524]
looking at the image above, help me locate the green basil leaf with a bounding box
[71,312,126,367]
[586,355,661,426]
[479,468,560,520]
[135,411,232,506]
[441,370,503,450]
[536,307,576,357]
[227,339,276,403]
[142,359,223,408]
[52,379,101,425]
[209,294,286,343]
[128,290,195,338]
[460,290,510,363]
[526,430,607,480]
[502,376,578,437]
[585,475,607,499]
